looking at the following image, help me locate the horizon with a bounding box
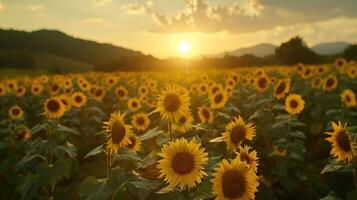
[0,0,356,59]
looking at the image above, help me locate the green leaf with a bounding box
[55,125,80,136]
[273,103,285,110]
[156,185,175,194]
[140,128,163,141]
[79,176,106,200]
[320,191,343,200]
[138,151,158,169]
[290,131,306,139]
[248,109,265,121]
[346,190,357,200]
[209,136,224,143]
[30,123,47,135]
[84,145,104,159]
[321,159,346,174]
[113,149,142,162]
[18,173,40,200]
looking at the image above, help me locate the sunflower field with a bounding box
[1,58,357,200]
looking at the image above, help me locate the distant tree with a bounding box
[342,44,357,61]
[275,36,321,65]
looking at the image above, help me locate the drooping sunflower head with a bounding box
[273,79,290,100]
[212,158,259,200]
[325,121,354,162]
[9,105,24,120]
[16,125,32,141]
[156,85,190,122]
[131,112,150,131]
[71,92,87,108]
[285,94,305,115]
[198,106,214,124]
[223,116,256,151]
[103,111,133,153]
[127,98,142,112]
[341,89,356,108]
[157,138,208,189]
[44,97,66,119]
[210,91,228,109]
[323,75,338,92]
[236,145,259,172]
[127,135,142,153]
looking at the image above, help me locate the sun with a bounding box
[178,41,191,55]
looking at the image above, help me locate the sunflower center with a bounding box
[171,152,195,175]
[202,108,211,119]
[258,78,267,88]
[51,84,59,91]
[117,89,125,97]
[111,120,126,144]
[326,78,334,88]
[240,153,251,164]
[214,93,223,104]
[136,117,145,125]
[163,94,181,112]
[336,130,351,152]
[47,99,60,112]
[132,101,138,108]
[96,89,103,97]
[222,169,247,199]
[75,96,82,103]
[230,125,246,145]
[276,82,286,94]
[346,95,351,103]
[290,100,298,108]
[179,116,187,124]
[212,87,220,94]
[12,108,20,115]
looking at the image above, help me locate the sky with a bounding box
[0,0,357,58]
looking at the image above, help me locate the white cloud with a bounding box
[28,4,44,12]
[92,0,112,6]
[121,3,146,15]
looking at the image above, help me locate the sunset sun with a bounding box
[178,41,192,56]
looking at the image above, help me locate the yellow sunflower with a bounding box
[341,89,356,108]
[131,112,150,131]
[0,84,6,96]
[273,145,287,157]
[198,106,214,124]
[71,92,87,108]
[325,121,354,162]
[323,75,338,92]
[172,112,194,133]
[44,97,66,119]
[157,138,208,189]
[210,91,228,109]
[127,97,142,112]
[115,86,128,100]
[255,75,270,92]
[156,85,190,122]
[49,83,61,96]
[198,83,209,96]
[16,125,32,141]
[92,87,106,102]
[138,85,149,96]
[127,135,142,153]
[223,116,256,151]
[285,94,305,115]
[212,158,259,200]
[57,95,72,111]
[311,77,322,89]
[103,111,133,153]
[16,86,26,97]
[31,83,43,96]
[236,145,259,172]
[273,79,290,100]
[9,105,24,120]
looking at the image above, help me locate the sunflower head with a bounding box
[131,112,150,131]
[323,75,338,92]
[156,85,190,122]
[127,135,142,153]
[31,84,43,96]
[236,145,259,172]
[341,89,356,108]
[172,112,194,133]
[212,158,259,200]
[9,105,24,120]
[285,94,305,115]
[71,92,87,108]
[16,125,32,141]
[255,75,270,92]
[273,145,287,157]
[157,138,208,189]
[325,121,354,162]
[0,84,6,96]
[273,79,290,99]
[198,106,214,124]
[103,111,133,153]
[210,91,228,109]
[128,98,142,112]
[115,86,128,100]
[223,116,256,151]
[44,97,66,119]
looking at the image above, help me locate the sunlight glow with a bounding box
[178,41,191,55]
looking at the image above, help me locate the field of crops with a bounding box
[1,58,357,200]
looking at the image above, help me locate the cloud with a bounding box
[92,0,112,6]
[28,4,44,12]
[121,3,146,15]
[82,17,112,27]
[149,0,357,34]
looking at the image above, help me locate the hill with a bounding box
[311,42,349,55]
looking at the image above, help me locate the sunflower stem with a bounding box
[47,122,54,199]
[107,149,112,200]
[168,120,173,141]
[353,168,357,191]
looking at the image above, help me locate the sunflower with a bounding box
[273,79,290,100]
[31,83,43,96]
[210,91,228,109]
[127,135,142,153]
[157,138,208,189]
[198,106,214,124]
[273,145,287,157]
[16,86,26,97]
[323,75,338,92]
[209,84,223,96]
[6,80,17,91]
[127,98,142,112]
[255,75,270,92]
[57,95,72,111]
[198,83,209,96]
[115,86,128,100]
[335,58,346,69]
[131,112,150,131]
[9,105,24,120]
[212,158,259,200]
[311,77,322,89]
[44,97,66,119]
[156,85,190,122]
[325,121,353,162]
[103,111,133,153]
[0,84,6,96]
[93,87,106,102]
[341,89,356,108]
[285,94,305,115]
[16,125,32,141]
[172,112,194,133]
[49,83,61,96]
[138,85,149,96]
[223,116,256,151]
[236,145,259,172]
[71,92,87,108]
[347,66,357,79]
